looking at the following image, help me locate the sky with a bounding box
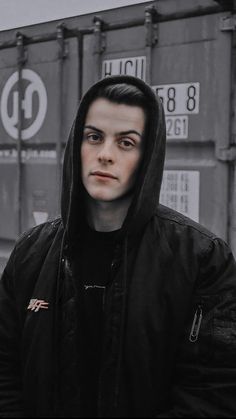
[0,0,151,31]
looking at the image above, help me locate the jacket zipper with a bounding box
[189,304,203,342]
[97,247,121,416]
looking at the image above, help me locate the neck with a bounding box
[85,195,132,232]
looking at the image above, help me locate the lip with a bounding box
[91,171,118,179]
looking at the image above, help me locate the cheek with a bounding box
[81,144,90,173]
[125,153,142,182]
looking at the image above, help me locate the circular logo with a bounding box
[0,69,47,140]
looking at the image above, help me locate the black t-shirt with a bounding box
[73,223,119,416]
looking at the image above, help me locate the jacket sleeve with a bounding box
[157,238,236,418]
[0,248,24,417]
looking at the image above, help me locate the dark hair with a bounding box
[96,83,148,118]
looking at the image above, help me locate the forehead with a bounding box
[85,98,145,132]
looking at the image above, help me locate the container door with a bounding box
[153,12,231,244]
[0,33,79,271]
[83,6,235,256]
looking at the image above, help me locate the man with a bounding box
[0,75,236,417]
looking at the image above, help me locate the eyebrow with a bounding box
[84,124,143,138]
[84,125,103,134]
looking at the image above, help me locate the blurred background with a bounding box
[0,0,236,274]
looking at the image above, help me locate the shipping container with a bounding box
[0,0,236,274]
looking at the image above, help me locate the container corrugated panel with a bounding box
[0,0,235,274]
[0,33,79,272]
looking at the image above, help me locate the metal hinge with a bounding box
[220,14,236,31]
[145,5,159,46]
[217,146,236,161]
[57,23,69,59]
[16,32,28,65]
[93,15,106,54]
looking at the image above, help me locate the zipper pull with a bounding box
[189,305,203,342]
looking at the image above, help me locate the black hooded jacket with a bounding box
[1,75,236,417]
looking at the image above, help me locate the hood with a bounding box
[61,75,166,244]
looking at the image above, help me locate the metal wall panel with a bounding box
[0,34,80,272]
[21,160,58,232]
[152,13,231,241]
[0,38,79,144]
[0,162,17,239]
[80,4,235,252]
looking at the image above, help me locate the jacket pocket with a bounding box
[181,292,236,366]
[186,297,215,364]
[189,304,203,343]
[213,309,236,366]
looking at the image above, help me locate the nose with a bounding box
[97,139,114,164]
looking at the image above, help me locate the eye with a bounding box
[84,132,102,143]
[118,138,135,150]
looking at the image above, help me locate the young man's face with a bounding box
[81,98,145,203]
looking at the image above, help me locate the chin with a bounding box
[87,187,118,202]
[91,194,117,202]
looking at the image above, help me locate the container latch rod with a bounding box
[217,146,236,161]
[220,14,236,31]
